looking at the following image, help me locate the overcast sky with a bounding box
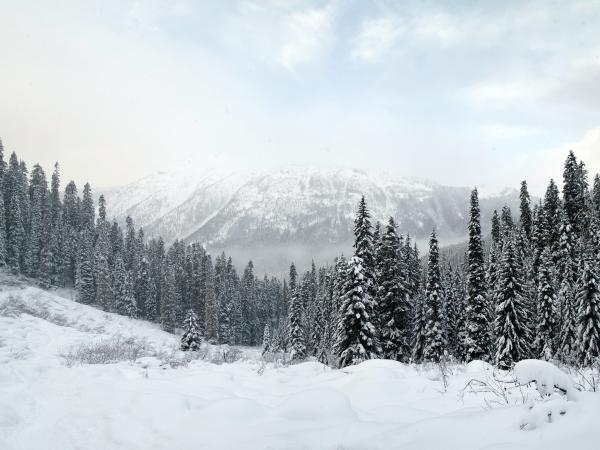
[1,0,599,195]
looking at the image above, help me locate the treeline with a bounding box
[316,150,600,368]
[0,139,288,346]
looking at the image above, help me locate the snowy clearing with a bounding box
[1,275,599,450]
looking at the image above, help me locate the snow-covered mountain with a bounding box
[100,161,520,273]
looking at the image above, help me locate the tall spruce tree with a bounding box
[75,230,95,304]
[422,230,446,362]
[519,181,533,239]
[535,248,557,360]
[204,255,219,343]
[543,179,562,260]
[378,217,410,361]
[353,196,376,299]
[288,286,306,361]
[494,236,531,369]
[160,258,177,333]
[465,188,491,361]
[576,258,600,366]
[592,174,600,221]
[563,150,586,236]
[335,255,379,367]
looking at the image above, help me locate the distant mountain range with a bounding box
[99,160,521,275]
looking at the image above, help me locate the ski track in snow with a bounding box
[1,274,599,450]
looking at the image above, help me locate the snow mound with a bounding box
[521,398,572,430]
[275,389,357,421]
[466,360,494,374]
[514,360,577,401]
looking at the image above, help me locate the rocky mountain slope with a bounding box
[100,162,520,273]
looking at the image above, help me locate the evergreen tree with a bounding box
[519,181,533,239]
[576,259,600,366]
[0,187,6,266]
[26,164,48,277]
[112,255,136,317]
[563,150,586,236]
[4,153,25,271]
[240,261,257,345]
[334,256,379,367]
[160,258,177,333]
[203,254,219,343]
[543,179,562,260]
[592,174,600,221]
[494,237,531,369]
[491,210,501,246]
[289,262,297,292]
[262,323,272,355]
[412,280,427,363]
[422,230,446,362]
[62,181,80,285]
[535,248,557,360]
[180,309,202,351]
[556,261,579,364]
[288,287,306,361]
[75,231,95,304]
[465,189,491,361]
[353,196,376,297]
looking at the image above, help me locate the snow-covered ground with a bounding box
[1,273,599,450]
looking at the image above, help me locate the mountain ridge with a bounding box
[99,163,521,274]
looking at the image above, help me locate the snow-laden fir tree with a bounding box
[494,236,531,369]
[535,248,557,360]
[422,230,446,362]
[0,185,6,266]
[112,255,137,318]
[556,260,579,364]
[160,258,177,333]
[444,264,463,357]
[543,179,562,261]
[288,287,306,361]
[218,257,237,344]
[180,309,202,351]
[377,217,410,361]
[593,174,600,221]
[4,154,25,271]
[94,227,112,311]
[353,196,376,300]
[240,260,257,345]
[204,255,219,343]
[576,258,600,366]
[335,256,379,367]
[26,164,48,278]
[465,188,491,361]
[262,323,272,355]
[563,150,586,237]
[491,210,501,246]
[519,181,533,239]
[75,231,95,304]
[412,279,427,363]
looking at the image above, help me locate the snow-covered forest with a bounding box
[1,137,599,371]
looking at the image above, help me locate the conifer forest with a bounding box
[2,139,599,371]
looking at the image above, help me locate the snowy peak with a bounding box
[100,164,520,272]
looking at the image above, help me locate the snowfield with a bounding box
[1,274,599,450]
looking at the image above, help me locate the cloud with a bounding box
[352,17,403,63]
[279,5,335,70]
[481,124,543,140]
[512,127,600,196]
[225,1,336,71]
